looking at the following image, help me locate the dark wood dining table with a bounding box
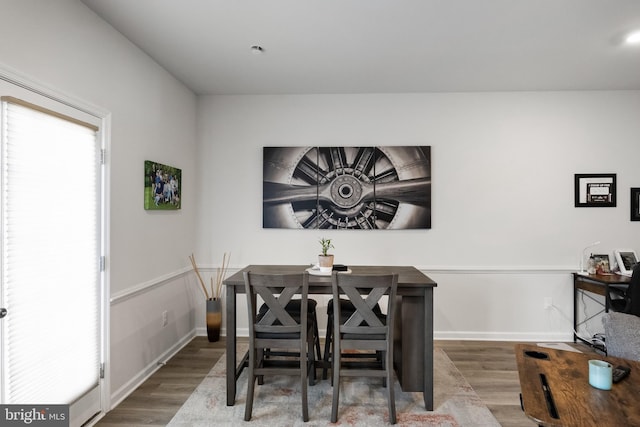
[223,264,437,410]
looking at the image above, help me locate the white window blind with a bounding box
[1,97,101,404]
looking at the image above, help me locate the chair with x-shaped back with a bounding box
[243,271,317,422]
[322,297,383,380]
[330,271,398,424]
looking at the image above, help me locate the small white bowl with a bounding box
[319,266,332,273]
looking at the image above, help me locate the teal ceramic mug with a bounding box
[589,360,612,390]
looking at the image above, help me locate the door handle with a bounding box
[0,308,7,318]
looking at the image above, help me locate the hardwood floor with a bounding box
[437,341,538,427]
[95,337,595,426]
[95,337,226,426]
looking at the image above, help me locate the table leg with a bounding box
[423,287,434,410]
[393,291,433,411]
[573,277,578,342]
[226,285,236,406]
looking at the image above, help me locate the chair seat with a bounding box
[261,298,318,316]
[327,298,382,324]
[323,298,383,380]
[258,299,319,336]
[610,298,628,312]
[342,332,387,340]
[327,298,381,315]
[256,324,315,340]
[258,298,322,362]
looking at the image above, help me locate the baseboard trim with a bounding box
[434,331,573,342]
[198,328,572,343]
[109,330,196,409]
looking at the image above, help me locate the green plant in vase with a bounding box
[318,238,334,272]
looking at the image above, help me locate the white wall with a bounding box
[195,92,640,341]
[2,0,640,415]
[0,0,199,408]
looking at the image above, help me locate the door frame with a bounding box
[0,65,111,425]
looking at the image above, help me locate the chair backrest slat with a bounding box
[332,272,398,336]
[255,286,298,326]
[243,271,309,335]
[342,286,386,328]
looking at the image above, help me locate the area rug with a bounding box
[168,346,500,426]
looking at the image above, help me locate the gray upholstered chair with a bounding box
[330,271,398,424]
[603,311,640,361]
[243,271,316,422]
[603,263,640,360]
[608,263,640,315]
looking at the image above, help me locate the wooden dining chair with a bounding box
[321,298,383,380]
[330,271,398,424]
[243,271,317,422]
[259,299,322,371]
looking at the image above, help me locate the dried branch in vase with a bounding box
[189,252,231,300]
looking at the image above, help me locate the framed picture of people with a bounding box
[144,160,181,210]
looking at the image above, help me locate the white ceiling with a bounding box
[81,0,640,95]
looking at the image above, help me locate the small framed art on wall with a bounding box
[144,160,181,210]
[574,173,616,207]
[631,188,640,221]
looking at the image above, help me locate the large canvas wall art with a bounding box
[263,146,431,229]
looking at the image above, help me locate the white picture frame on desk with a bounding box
[614,250,638,276]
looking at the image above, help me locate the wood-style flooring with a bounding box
[95,337,596,426]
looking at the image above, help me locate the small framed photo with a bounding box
[631,188,640,221]
[574,173,616,207]
[614,250,638,276]
[592,254,611,274]
[144,160,181,210]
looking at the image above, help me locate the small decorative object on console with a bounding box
[614,250,638,276]
[587,255,596,275]
[592,254,611,274]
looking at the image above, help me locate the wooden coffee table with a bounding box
[516,343,640,426]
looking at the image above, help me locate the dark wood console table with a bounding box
[573,273,630,347]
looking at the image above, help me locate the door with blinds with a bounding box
[0,78,104,426]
